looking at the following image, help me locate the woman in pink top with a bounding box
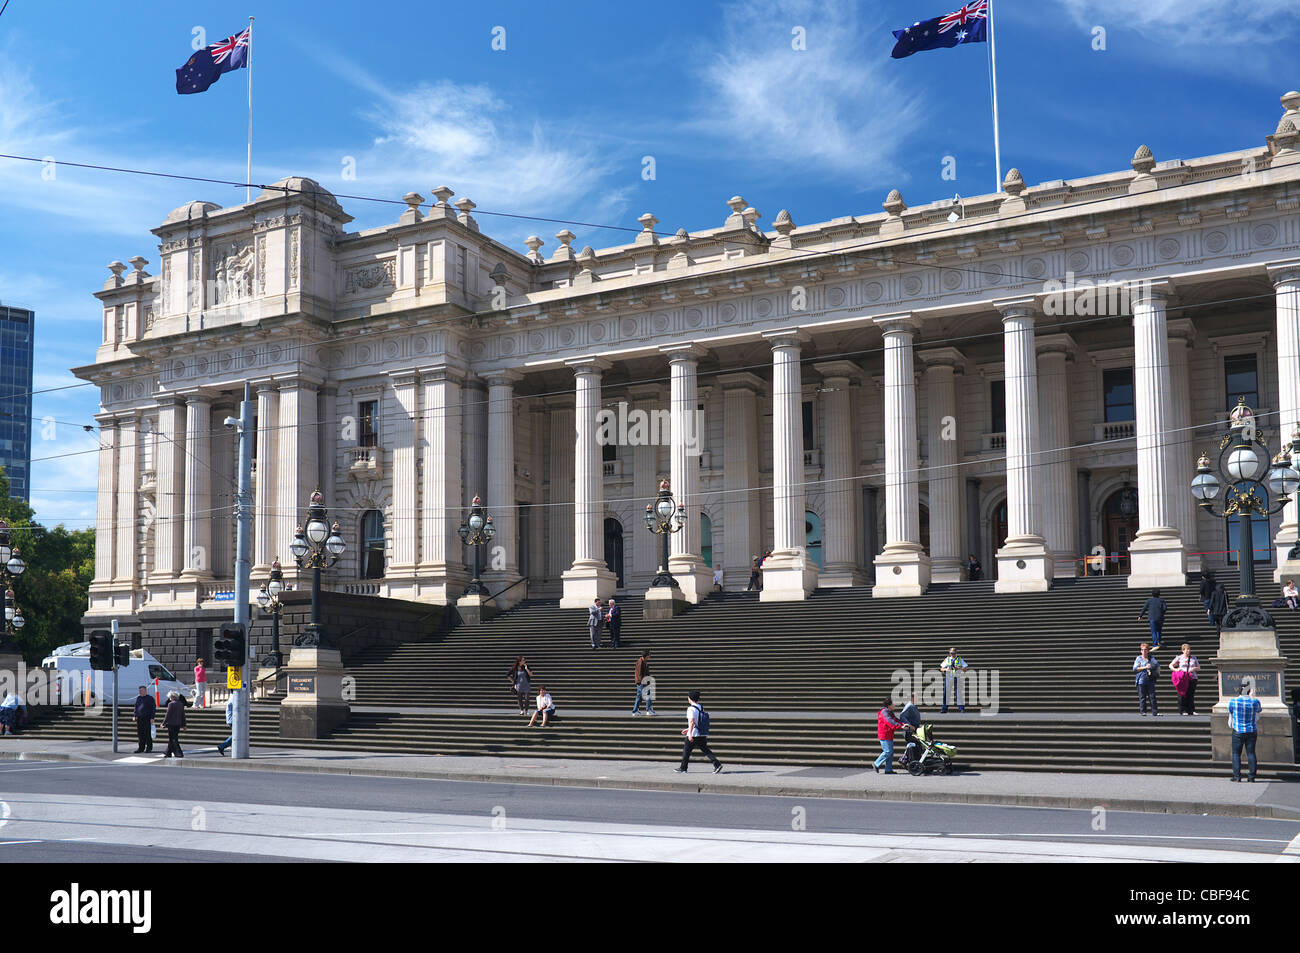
[1169,643,1200,716]
[194,658,207,709]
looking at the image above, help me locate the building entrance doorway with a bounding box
[604,517,625,588]
[1102,486,1140,575]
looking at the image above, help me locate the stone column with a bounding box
[154,397,186,580]
[720,374,764,588]
[181,394,213,588]
[761,329,818,600]
[662,344,712,602]
[994,298,1053,591]
[1036,334,1077,578]
[386,371,420,596]
[1077,469,1093,561]
[420,365,465,602]
[561,357,617,607]
[872,314,929,597]
[1167,319,1200,574]
[486,372,523,602]
[814,361,866,586]
[114,414,139,591]
[863,486,879,582]
[965,478,982,571]
[1127,280,1186,588]
[252,383,278,572]
[87,413,118,611]
[317,385,338,532]
[1269,259,1300,579]
[918,349,963,583]
[628,384,662,588]
[462,378,489,508]
[276,380,321,587]
[546,399,575,581]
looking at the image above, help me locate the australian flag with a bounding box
[891,1,987,59]
[176,28,249,94]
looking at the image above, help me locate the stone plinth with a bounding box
[644,585,688,620]
[455,592,499,626]
[1209,624,1293,763]
[279,646,349,739]
[872,546,931,598]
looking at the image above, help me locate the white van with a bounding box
[40,644,192,706]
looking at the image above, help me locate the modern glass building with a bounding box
[0,305,34,501]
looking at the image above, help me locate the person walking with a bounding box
[898,692,922,766]
[507,656,533,715]
[674,691,722,774]
[161,690,190,759]
[193,657,207,709]
[747,555,762,591]
[528,687,556,727]
[1227,679,1262,782]
[1209,581,1229,632]
[874,699,906,774]
[216,693,235,755]
[1199,570,1217,622]
[1169,643,1201,716]
[632,649,656,716]
[940,648,968,713]
[1138,589,1167,649]
[131,685,156,753]
[605,598,622,648]
[967,554,982,581]
[1133,643,1159,716]
[588,598,604,649]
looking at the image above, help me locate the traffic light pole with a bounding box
[111,618,119,754]
[232,383,254,760]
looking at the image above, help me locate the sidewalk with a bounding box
[2,738,1297,820]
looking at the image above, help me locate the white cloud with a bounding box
[693,0,925,182]
[1055,0,1297,45]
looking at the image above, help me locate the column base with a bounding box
[559,562,618,608]
[386,566,467,605]
[668,555,713,604]
[278,647,350,740]
[1274,530,1300,583]
[1127,529,1186,589]
[819,563,868,588]
[483,572,525,609]
[760,550,819,601]
[87,584,140,614]
[644,585,689,619]
[872,546,931,598]
[1210,631,1290,762]
[1051,550,1080,579]
[995,537,1054,593]
[929,557,964,585]
[455,593,499,626]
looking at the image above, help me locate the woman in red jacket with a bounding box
[874,699,906,774]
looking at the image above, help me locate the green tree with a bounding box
[0,466,95,662]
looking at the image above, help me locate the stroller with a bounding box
[900,723,958,776]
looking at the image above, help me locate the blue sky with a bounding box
[0,0,1295,529]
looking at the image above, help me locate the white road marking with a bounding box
[0,800,8,829]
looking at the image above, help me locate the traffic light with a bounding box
[214,622,246,667]
[114,642,131,668]
[88,630,114,671]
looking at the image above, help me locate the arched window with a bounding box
[1226,486,1272,566]
[805,511,824,568]
[700,513,714,570]
[604,517,624,588]
[360,510,385,579]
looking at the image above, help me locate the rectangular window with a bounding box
[1103,368,1135,423]
[602,441,617,462]
[990,381,1006,434]
[1224,354,1259,413]
[802,401,815,453]
[359,400,379,448]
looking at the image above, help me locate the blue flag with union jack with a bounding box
[176,28,249,94]
[891,1,987,59]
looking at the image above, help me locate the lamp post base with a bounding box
[279,646,350,739]
[644,584,688,620]
[1209,623,1292,764]
[455,592,499,626]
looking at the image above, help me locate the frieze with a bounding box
[345,258,396,294]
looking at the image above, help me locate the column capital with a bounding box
[1128,278,1173,306]
[992,296,1038,321]
[1035,333,1077,358]
[153,392,186,408]
[872,312,922,336]
[627,382,663,401]
[486,369,524,388]
[387,368,421,388]
[660,342,709,363]
[761,327,809,349]
[247,376,280,394]
[1166,318,1196,346]
[564,355,613,376]
[716,371,765,392]
[813,360,867,383]
[416,363,467,383]
[275,375,325,392]
[916,347,965,370]
[1266,257,1300,287]
[175,389,214,405]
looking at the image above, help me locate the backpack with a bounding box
[691,703,710,737]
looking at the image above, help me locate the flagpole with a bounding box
[988,0,1002,193]
[246,15,254,203]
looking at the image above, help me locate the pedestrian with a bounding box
[507,656,532,715]
[713,563,724,592]
[940,647,968,713]
[1138,588,1167,649]
[1209,582,1229,632]
[216,693,235,755]
[131,685,156,753]
[632,649,656,716]
[674,691,723,774]
[1285,578,1299,611]
[747,555,762,591]
[1199,570,1217,622]
[1227,679,1262,782]
[1169,643,1201,716]
[528,687,555,727]
[898,692,921,763]
[193,657,207,709]
[967,554,982,581]
[0,691,18,736]
[874,698,906,774]
[161,690,190,758]
[588,598,604,649]
[1133,642,1159,716]
[606,598,622,648]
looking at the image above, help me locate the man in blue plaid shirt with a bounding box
[1227,680,1263,782]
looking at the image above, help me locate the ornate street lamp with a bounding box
[457,495,495,596]
[1190,398,1300,630]
[0,520,26,652]
[256,557,286,667]
[644,478,685,588]
[290,490,345,647]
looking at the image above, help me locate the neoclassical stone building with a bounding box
[76,90,1300,650]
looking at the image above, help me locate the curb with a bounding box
[20,750,1284,821]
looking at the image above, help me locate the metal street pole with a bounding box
[111,618,119,754]
[233,382,254,759]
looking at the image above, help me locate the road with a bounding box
[2,758,1298,862]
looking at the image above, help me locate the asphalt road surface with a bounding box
[2,759,1298,862]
